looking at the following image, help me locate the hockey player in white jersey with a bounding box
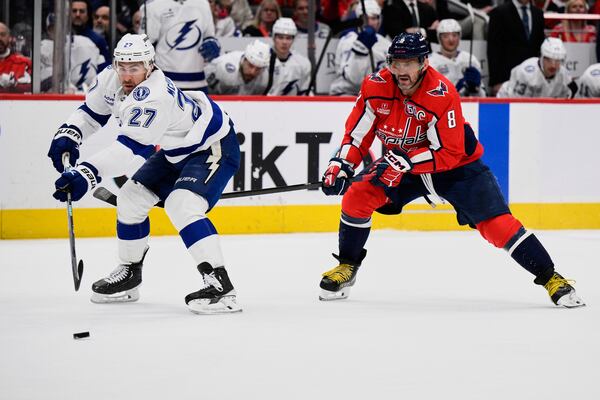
[47,34,242,314]
[40,13,105,92]
[329,0,391,96]
[205,39,270,94]
[497,37,576,98]
[428,19,485,97]
[140,0,221,91]
[576,63,600,97]
[266,18,311,96]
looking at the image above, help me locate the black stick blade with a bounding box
[74,260,84,291]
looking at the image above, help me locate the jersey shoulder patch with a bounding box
[368,71,387,83]
[427,80,449,97]
[132,86,151,101]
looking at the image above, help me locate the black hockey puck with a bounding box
[73,331,90,339]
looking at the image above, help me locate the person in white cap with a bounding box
[265,17,311,95]
[329,0,391,96]
[497,37,576,98]
[205,39,271,94]
[47,34,243,314]
[429,18,486,97]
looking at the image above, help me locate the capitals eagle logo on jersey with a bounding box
[427,80,448,97]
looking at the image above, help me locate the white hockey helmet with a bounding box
[273,17,297,37]
[541,37,567,61]
[437,19,462,40]
[243,40,271,68]
[113,33,155,75]
[354,0,381,17]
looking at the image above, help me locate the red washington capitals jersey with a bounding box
[339,67,483,174]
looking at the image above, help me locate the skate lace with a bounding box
[202,272,223,292]
[322,264,354,283]
[105,264,131,284]
[544,275,575,296]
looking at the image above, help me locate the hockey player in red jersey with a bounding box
[320,32,585,308]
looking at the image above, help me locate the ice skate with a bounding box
[319,250,366,301]
[90,248,148,304]
[185,263,242,314]
[537,272,585,308]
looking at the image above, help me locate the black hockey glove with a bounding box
[322,157,355,196]
[368,149,412,188]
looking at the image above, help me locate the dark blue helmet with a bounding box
[387,32,430,63]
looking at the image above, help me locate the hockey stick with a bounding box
[62,153,84,291]
[467,3,475,69]
[359,0,375,73]
[93,175,369,207]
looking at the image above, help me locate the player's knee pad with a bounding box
[341,181,388,219]
[164,189,209,231]
[476,213,523,248]
[117,180,160,224]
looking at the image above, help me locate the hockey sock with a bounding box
[179,218,225,267]
[117,217,150,263]
[338,212,370,264]
[505,229,555,281]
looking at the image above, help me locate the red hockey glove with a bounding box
[369,149,413,188]
[322,157,355,196]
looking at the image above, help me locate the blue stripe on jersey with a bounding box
[162,98,225,158]
[117,135,155,159]
[79,103,110,126]
[163,71,206,82]
[179,218,217,248]
[479,103,509,201]
[117,217,150,240]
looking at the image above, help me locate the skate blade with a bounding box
[556,291,586,308]
[90,288,140,304]
[319,287,351,301]
[187,295,243,315]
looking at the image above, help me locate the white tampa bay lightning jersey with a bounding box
[295,22,331,39]
[576,63,600,98]
[64,66,231,178]
[40,35,104,92]
[329,31,391,96]
[267,52,311,95]
[205,50,269,95]
[428,51,486,97]
[497,57,573,98]
[140,0,215,90]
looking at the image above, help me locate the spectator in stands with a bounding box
[546,0,567,13]
[132,10,142,34]
[293,0,331,39]
[210,0,241,36]
[429,19,486,96]
[93,5,110,40]
[381,0,439,43]
[497,37,576,98]
[40,13,105,93]
[0,22,32,93]
[576,62,600,96]
[487,0,545,95]
[330,0,390,95]
[244,0,282,36]
[205,39,271,94]
[71,0,111,71]
[550,0,596,42]
[221,0,254,29]
[266,17,311,95]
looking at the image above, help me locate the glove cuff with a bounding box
[77,162,102,190]
[55,124,83,145]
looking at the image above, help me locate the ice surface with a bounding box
[1,230,599,400]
